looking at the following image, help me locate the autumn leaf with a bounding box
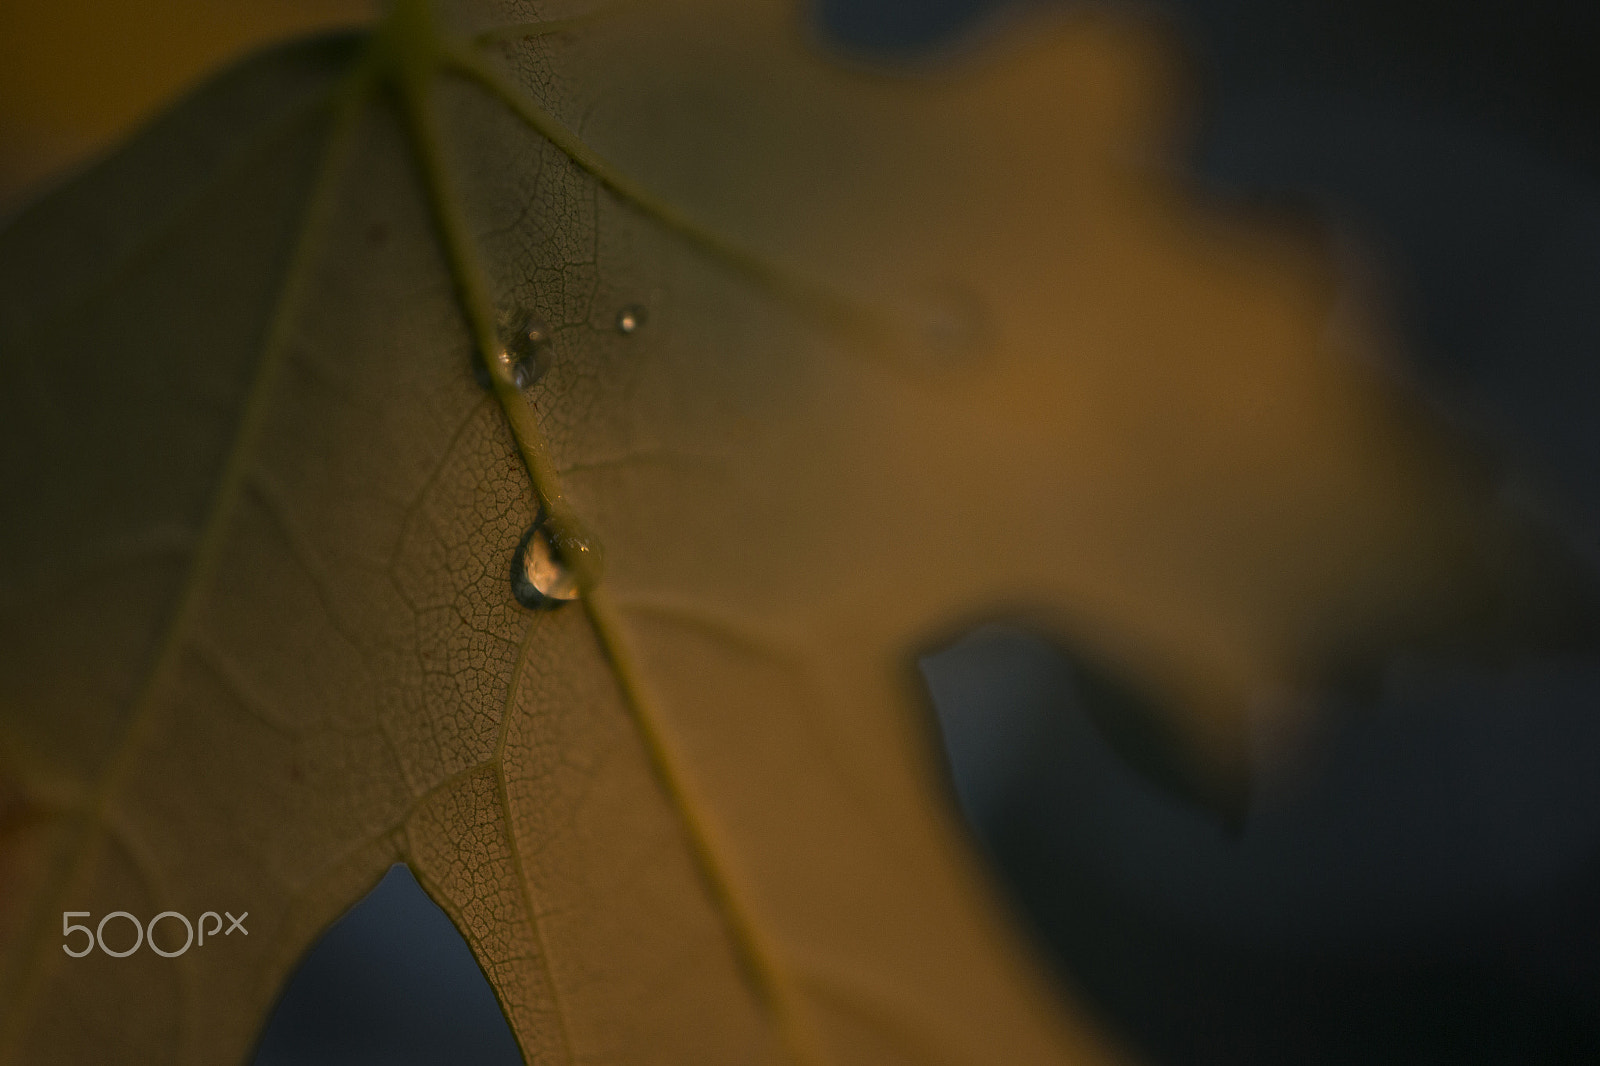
[0,0,1555,1063]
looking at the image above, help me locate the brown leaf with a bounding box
[0,1,1541,1062]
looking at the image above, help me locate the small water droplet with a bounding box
[485,309,553,390]
[510,511,603,608]
[614,304,647,335]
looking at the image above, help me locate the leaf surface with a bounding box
[0,1,1536,1063]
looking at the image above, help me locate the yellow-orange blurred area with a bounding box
[0,0,374,212]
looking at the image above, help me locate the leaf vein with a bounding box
[0,68,373,1064]
[443,39,891,349]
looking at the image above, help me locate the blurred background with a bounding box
[0,0,371,215]
[6,0,1600,1062]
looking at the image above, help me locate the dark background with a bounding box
[254,1,1600,1063]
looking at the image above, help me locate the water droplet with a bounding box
[510,511,603,608]
[614,304,647,335]
[486,310,553,390]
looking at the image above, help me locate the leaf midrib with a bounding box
[387,5,829,1061]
